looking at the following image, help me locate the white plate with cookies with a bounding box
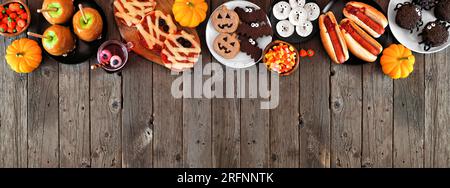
[206,1,273,69]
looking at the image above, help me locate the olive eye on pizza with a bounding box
[161,31,201,71]
[136,10,177,51]
[114,0,157,27]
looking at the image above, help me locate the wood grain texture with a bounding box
[425,49,450,168]
[0,0,28,167]
[152,67,183,168]
[26,0,60,168]
[393,54,425,168]
[331,64,362,168]
[299,33,331,168]
[1,0,450,169]
[183,16,213,168]
[90,0,122,168]
[122,54,154,168]
[59,63,91,168]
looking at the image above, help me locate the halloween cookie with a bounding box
[296,21,313,37]
[136,10,177,51]
[212,5,240,33]
[239,35,262,61]
[214,33,241,59]
[289,7,308,26]
[304,2,320,21]
[237,22,273,39]
[276,20,295,38]
[289,0,306,8]
[162,31,201,71]
[273,1,291,20]
[235,7,267,23]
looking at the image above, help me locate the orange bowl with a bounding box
[0,0,31,37]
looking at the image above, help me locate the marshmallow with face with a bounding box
[276,20,295,38]
[289,7,308,26]
[273,1,291,20]
[289,0,305,8]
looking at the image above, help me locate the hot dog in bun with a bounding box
[343,1,388,38]
[340,18,383,63]
[319,12,349,64]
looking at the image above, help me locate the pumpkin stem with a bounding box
[186,1,194,7]
[16,52,24,57]
[397,57,409,61]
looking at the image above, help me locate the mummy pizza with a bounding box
[296,21,313,37]
[304,2,320,21]
[289,7,308,26]
[277,20,295,38]
[136,10,177,51]
[162,31,201,71]
[113,0,157,27]
[273,1,291,20]
[289,0,306,8]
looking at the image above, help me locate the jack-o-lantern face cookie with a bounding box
[214,33,241,59]
[211,5,239,33]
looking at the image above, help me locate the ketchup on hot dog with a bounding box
[324,16,345,63]
[345,5,385,35]
[340,20,381,56]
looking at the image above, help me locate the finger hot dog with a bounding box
[343,1,388,38]
[340,19,383,62]
[319,12,349,64]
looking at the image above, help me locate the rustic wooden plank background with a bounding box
[0,0,449,168]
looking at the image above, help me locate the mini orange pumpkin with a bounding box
[5,38,42,73]
[380,44,415,79]
[172,0,208,28]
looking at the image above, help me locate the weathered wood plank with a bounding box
[152,67,183,167]
[26,0,60,168]
[298,6,331,166]
[122,54,153,168]
[0,0,28,168]
[393,54,425,168]
[183,15,213,168]
[270,70,300,167]
[359,0,393,168]
[425,49,450,168]
[331,64,362,168]
[361,63,393,168]
[59,63,90,168]
[90,0,122,168]
[239,0,270,168]
[210,0,241,168]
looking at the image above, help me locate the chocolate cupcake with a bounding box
[413,0,437,10]
[419,21,449,51]
[395,2,423,32]
[435,0,450,22]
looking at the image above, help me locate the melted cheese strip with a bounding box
[114,0,156,27]
[136,11,177,49]
[162,31,201,65]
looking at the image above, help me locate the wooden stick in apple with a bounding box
[27,32,51,40]
[37,8,58,13]
[78,4,88,24]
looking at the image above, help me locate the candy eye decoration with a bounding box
[245,7,254,13]
[248,38,256,45]
[100,49,112,63]
[110,55,123,68]
[431,23,436,27]
[251,23,260,28]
